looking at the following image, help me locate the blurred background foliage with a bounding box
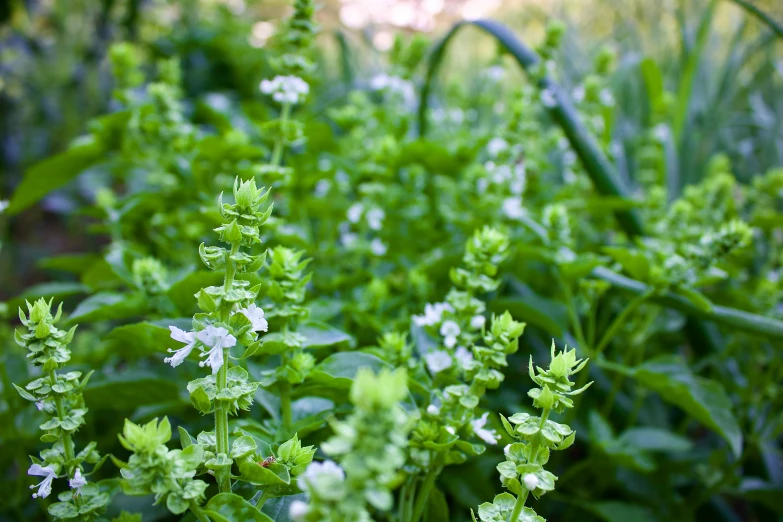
[1,1,782,521]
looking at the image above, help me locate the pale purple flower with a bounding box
[347,203,364,223]
[470,315,486,329]
[472,412,499,445]
[425,350,452,374]
[69,468,87,494]
[365,208,385,231]
[240,304,268,332]
[439,320,460,349]
[298,460,345,491]
[370,238,387,256]
[197,326,236,374]
[165,326,197,368]
[28,464,56,499]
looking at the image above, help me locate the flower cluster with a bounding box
[291,368,411,522]
[479,342,590,522]
[260,75,310,105]
[13,299,110,520]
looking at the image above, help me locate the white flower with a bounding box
[365,207,385,231]
[486,137,509,158]
[449,108,464,124]
[28,464,56,499]
[485,65,505,82]
[239,304,268,332]
[426,404,440,415]
[69,468,87,494]
[369,73,391,90]
[540,88,557,108]
[197,326,236,374]
[289,500,309,520]
[439,320,461,349]
[445,426,456,435]
[524,473,539,491]
[502,197,525,220]
[370,74,415,106]
[370,238,387,256]
[455,346,474,367]
[412,302,453,327]
[472,412,499,445]
[653,123,669,142]
[477,178,489,194]
[425,350,452,374]
[314,179,331,197]
[347,203,364,223]
[259,75,309,105]
[503,444,512,458]
[35,401,45,411]
[572,85,585,103]
[600,88,615,107]
[298,460,345,491]
[341,232,358,248]
[165,326,197,368]
[470,315,486,329]
[0,200,8,213]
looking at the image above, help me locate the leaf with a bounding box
[618,427,693,453]
[39,253,102,274]
[259,494,308,522]
[167,270,222,315]
[631,357,743,456]
[299,321,355,350]
[83,370,181,411]
[589,501,657,522]
[738,478,783,514]
[67,292,147,325]
[238,461,291,486]
[308,352,390,390]
[103,319,192,358]
[206,493,274,522]
[7,136,104,215]
[603,246,651,282]
[676,285,713,313]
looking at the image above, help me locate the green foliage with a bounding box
[2,1,783,521]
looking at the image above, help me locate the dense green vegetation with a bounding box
[1,1,781,521]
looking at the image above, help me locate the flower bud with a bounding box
[524,473,539,491]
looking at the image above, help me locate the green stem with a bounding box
[214,242,240,493]
[593,289,655,357]
[257,490,271,509]
[507,490,530,522]
[508,408,550,522]
[280,377,292,433]
[270,102,291,167]
[411,454,442,522]
[556,272,588,352]
[48,370,75,467]
[189,500,212,522]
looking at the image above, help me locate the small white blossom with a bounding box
[259,75,309,105]
[486,137,509,158]
[445,426,456,435]
[449,108,465,124]
[341,232,359,248]
[470,315,486,329]
[28,464,57,499]
[0,200,8,213]
[370,238,387,256]
[425,350,453,374]
[540,88,557,108]
[502,197,525,220]
[412,302,453,327]
[600,88,615,107]
[314,179,331,197]
[347,203,364,223]
[653,123,669,142]
[298,460,345,491]
[524,473,539,490]
[197,325,236,374]
[572,85,585,103]
[240,304,268,332]
[69,468,87,494]
[504,444,512,458]
[455,346,474,367]
[485,65,505,82]
[35,401,45,411]
[477,178,489,194]
[165,326,197,368]
[426,404,440,415]
[439,320,461,349]
[472,412,499,445]
[365,207,385,231]
[289,500,309,520]
[369,74,416,107]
